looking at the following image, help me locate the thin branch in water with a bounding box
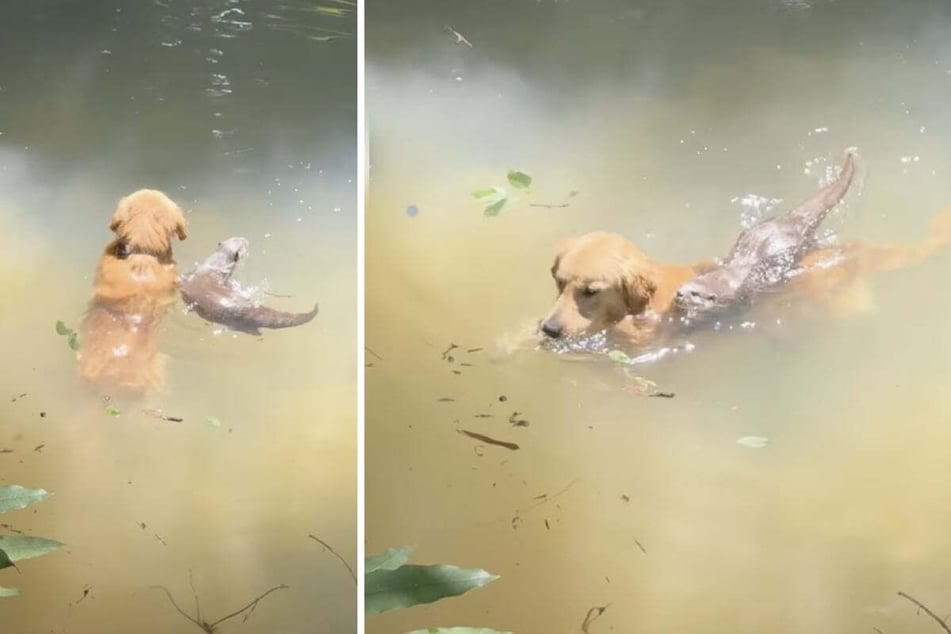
[529,203,570,209]
[309,534,357,584]
[207,585,288,630]
[150,585,205,631]
[443,24,473,47]
[897,592,951,634]
[189,569,202,625]
[151,579,288,633]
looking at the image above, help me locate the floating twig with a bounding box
[444,24,473,47]
[581,603,611,633]
[457,429,519,451]
[897,592,951,634]
[309,534,357,584]
[152,574,288,633]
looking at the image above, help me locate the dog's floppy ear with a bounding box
[109,195,132,233]
[622,271,657,315]
[168,203,187,241]
[550,237,578,279]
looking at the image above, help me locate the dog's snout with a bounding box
[541,320,563,339]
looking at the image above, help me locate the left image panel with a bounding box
[0,2,357,632]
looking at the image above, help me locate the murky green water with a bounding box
[366,1,951,632]
[0,2,355,632]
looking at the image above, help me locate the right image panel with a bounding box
[365,2,951,632]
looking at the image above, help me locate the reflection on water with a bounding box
[367,1,951,632]
[0,2,355,632]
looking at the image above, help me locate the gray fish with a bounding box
[181,237,318,336]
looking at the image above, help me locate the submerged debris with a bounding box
[581,604,611,633]
[457,429,519,451]
[508,411,530,427]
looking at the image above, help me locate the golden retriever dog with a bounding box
[77,189,187,396]
[540,231,711,347]
[541,209,951,349]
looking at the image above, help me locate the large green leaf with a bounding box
[366,546,415,574]
[0,586,19,598]
[0,486,50,514]
[405,629,512,634]
[366,564,498,614]
[0,536,63,567]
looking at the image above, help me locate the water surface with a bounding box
[0,2,356,632]
[366,1,951,632]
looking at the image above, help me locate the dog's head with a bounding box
[109,189,187,258]
[541,231,658,339]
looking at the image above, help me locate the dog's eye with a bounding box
[582,287,599,297]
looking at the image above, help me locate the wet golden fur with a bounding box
[542,231,709,347]
[542,209,951,348]
[77,189,187,396]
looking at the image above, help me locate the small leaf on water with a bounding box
[405,629,514,634]
[366,546,415,574]
[736,436,769,449]
[607,350,631,364]
[472,188,498,200]
[0,536,63,564]
[55,321,70,336]
[205,416,222,428]
[0,486,50,514]
[67,334,80,351]
[507,170,532,190]
[105,406,120,417]
[366,563,499,614]
[0,586,19,598]
[483,198,507,217]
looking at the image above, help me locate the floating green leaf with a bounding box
[736,436,769,449]
[366,564,499,614]
[472,188,500,201]
[506,170,532,190]
[0,536,63,566]
[205,416,222,428]
[483,198,507,217]
[607,350,631,364]
[366,546,415,574]
[0,586,19,598]
[0,486,49,514]
[55,321,80,351]
[405,629,513,634]
[105,406,121,417]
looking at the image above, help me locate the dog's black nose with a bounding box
[541,320,563,339]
